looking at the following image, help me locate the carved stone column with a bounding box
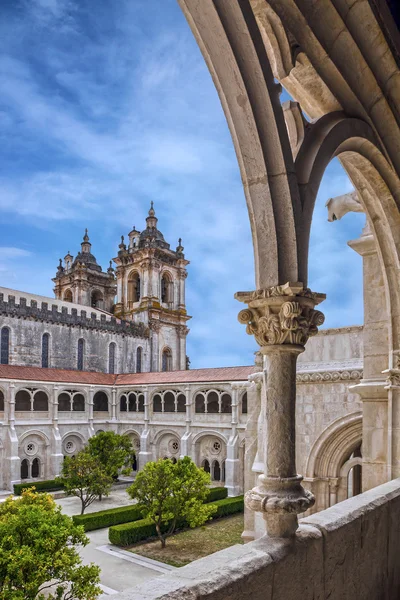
[139,387,153,467]
[180,385,192,459]
[236,283,325,538]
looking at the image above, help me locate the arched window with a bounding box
[162,348,172,372]
[109,342,116,374]
[21,459,29,480]
[91,290,103,309]
[128,393,137,412]
[132,455,138,471]
[15,389,31,411]
[222,461,226,481]
[242,392,248,414]
[177,394,186,413]
[153,394,162,412]
[41,333,49,368]
[77,338,84,371]
[31,457,40,478]
[136,347,142,373]
[138,394,145,412]
[58,392,71,411]
[207,391,219,414]
[0,390,4,411]
[164,392,175,413]
[33,391,48,411]
[72,394,85,411]
[220,393,232,414]
[93,391,108,412]
[212,460,221,482]
[120,395,127,412]
[202,459,210,474]
[64,289,73,302]
[1,327,10,365]
[161,274,172,303]
[128,273,141,304]
[195,393,205,413]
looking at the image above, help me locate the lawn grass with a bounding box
[128,514,244,567]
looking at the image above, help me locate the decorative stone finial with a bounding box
[176,238,184,253]
[148,201,155,217]
[83,228,89,242]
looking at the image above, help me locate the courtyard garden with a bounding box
[129,513,244,567]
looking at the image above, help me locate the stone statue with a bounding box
[325,191,363,222]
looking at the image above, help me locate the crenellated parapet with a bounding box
[0,293,149,339]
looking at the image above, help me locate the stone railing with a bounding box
[116,478,400,600]
[0,294,149,338]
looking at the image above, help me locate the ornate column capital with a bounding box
[235,282,325,349]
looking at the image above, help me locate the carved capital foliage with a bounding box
[178,325,189,337]
[149,320,162,333]
[235,283,325,348]
[178,270,188,280]
[384,369,400,388]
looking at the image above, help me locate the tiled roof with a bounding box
[0,365,115,385]
[0,364,255,386]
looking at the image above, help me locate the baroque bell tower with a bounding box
[113,203,190,372]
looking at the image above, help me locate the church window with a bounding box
[207,391,219,414]
[91,290,103,309]
[109,342,116,374]
[220,393,232,413]
[128,392,137,412]
[128,273,141,304]
[212,460,221,482]
[33,390,48,411]
[242,392,248,414]
[136,347,142,373]
[42,333,49,368]
[162,348,172,372]
[120,394,127,412]
[153,394,162,412]
[93,391,108,412]
[58,392,71,411]
[31,457,40,478]
[73,393,85,411]
[21,459,29,480]
[202,459,210,474]
[161,273,172,303]
[15,389,31,411]
[177,393,186,413]
[64,289,73,302]
[1,327,10,365]
[138,394,145,412]
[77,338,84,371]
[195,393,205,413]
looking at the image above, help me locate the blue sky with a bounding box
[0,0,365,368]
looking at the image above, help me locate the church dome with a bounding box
[139,202,170,249]
[71,229,102,272]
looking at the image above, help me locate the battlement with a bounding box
[0,293,149,339]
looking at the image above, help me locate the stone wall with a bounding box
[116,478,400,600]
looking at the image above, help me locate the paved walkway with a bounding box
[56,491,164,596]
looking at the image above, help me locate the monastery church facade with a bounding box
[0,202,366,532]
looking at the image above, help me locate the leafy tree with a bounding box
[87,431,135,479]
[0,488,101,600]
[57,451,113,514]
[127,457,217,548]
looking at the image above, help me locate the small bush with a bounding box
[109,495,244,547]
[73,504,142,532]
[13,480,64,496]
[205,487,228,503]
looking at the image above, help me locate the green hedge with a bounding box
[13,480,65,496]
[205,487,228,503]
[73,504,143,532]
[71,487,228,532]
[109,495,244,547]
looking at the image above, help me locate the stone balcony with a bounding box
[117,478,400,600]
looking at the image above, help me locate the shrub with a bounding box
[109,495,244,547]
[205,487,228,503]
[13,480,64,496]
[73,504,142,532]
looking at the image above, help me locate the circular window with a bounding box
[65,440,76,454]
[25,442,37,456]
[169,439,179,454]
[211,441,221,454]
